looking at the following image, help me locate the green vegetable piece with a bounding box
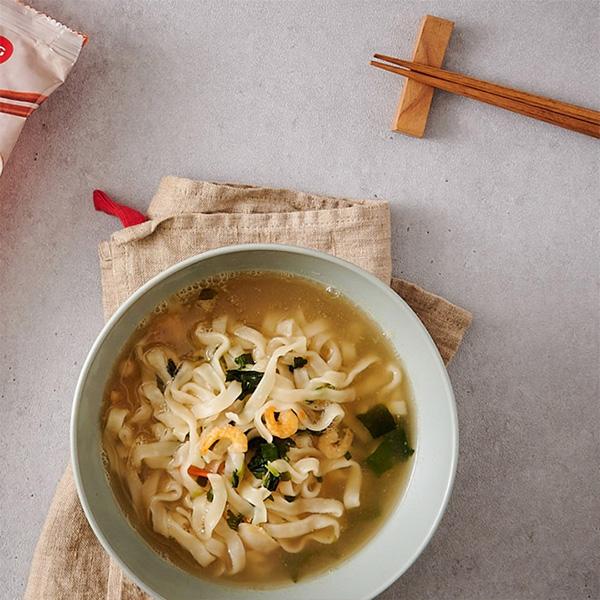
[155,375,166,394]
[247,435,264,450]
[357,404,396,438]
[288,356,308,372]
[273,436,295,458]
[366,426,414,476]
[225,369,264,397]
[316,383,335,390]
[247,442,278,478]
[266,463,280,477]
[247,436,294,488]
[231,469,240,488]
[262,470,280,492]
[234,353,255,368]
[206,489,214,502]
[247,454,266,478]
[262,444,279,462]
[226,510,243,531]
[198,288,216,300]
[166,358,180,378]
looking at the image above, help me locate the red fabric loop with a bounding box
[93,189,148,228]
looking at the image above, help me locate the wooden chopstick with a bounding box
[371,57,600,138]
[374,54,600,125]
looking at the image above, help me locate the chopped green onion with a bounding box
[261,463,281,491]
[266,463,280,477]
[206,489,214,502]
[284,495,296,502]
[247,438,293,479]
[248,436,296,491]
[155,375,165,394]
[262,470,280,491]
[248,442,278,478]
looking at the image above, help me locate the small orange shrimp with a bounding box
[318,426,353,459]
[200,425,248,454]
[264,406,298,438]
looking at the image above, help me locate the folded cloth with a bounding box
[25,177,472,600]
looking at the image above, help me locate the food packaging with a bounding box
[0,0,85,175]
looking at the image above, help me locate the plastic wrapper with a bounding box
[0,0,85,175]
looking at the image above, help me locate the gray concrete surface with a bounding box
[1,1,599,599]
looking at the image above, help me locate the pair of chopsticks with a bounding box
[371,54,600,138]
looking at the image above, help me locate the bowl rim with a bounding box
[71,242,458,600]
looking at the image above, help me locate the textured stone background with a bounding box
[1,1,598,599]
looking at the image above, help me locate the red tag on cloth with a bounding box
[93,190,148,228]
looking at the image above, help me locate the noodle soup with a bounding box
[102,272,415,586]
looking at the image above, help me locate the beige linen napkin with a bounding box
[25,177,472,600]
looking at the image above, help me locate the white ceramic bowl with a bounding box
[71,244,458,600]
